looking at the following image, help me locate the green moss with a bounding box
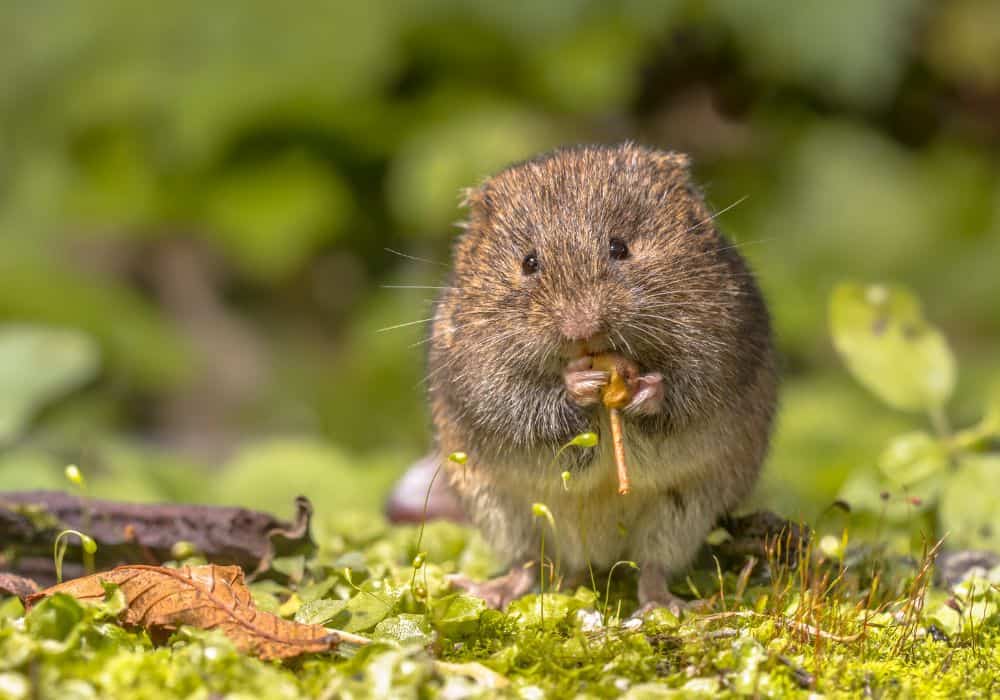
[3,516,998,698]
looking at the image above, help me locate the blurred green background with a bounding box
[1,0,998,523]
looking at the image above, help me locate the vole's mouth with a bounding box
[562,335,613,361]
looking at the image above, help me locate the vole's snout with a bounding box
[556,295,609,354]
[559,314,603,342]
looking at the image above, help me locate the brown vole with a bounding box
[425,142,777,611]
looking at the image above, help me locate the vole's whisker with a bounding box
[628,311,702,333]
[660,239,775,272]
[381,284,454,290]
[377,317,436,333]
[644,289,754,300]
[407,318,494,348]
[686,195,749,234]
[384,247,449,267]
[614,329,636,359]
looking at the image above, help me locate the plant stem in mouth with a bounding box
[590,353,633,496]
[609,407,630,495]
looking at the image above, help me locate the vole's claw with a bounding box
[564,359,609,407]
[624,372,664,416]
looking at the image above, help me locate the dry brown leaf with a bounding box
[0,572,40,598]
[25,563,357,660]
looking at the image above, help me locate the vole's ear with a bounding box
[459,186,480,210]
[459,184,495,221]
[650,150,692,173]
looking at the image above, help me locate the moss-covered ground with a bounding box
[2,514,998,699]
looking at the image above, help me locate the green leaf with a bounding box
[830,282,956,412]
[337,580,402,633]
[0,324,100,444]
[428,593,486,638]
[373,614,434,646]
[295,576,338,605]
[954,379,1000,451]
[270,556,306,584]
[295,599,348,628]
[877,431,949,489]
[926,603,962,638]
[939,455,1000,550]
[24,593,86,644]
[0,597,25,620]
[506,588,597,628]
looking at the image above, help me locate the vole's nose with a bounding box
[559,316,603,342]
[557,294,605,342]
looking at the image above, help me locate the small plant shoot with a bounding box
[53,529,97,584]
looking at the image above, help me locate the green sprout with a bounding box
[170,541,197,560]
[53,529,97,584]
[603,560,638,623]
[64,464,84,487]
[548,432,599,491]
[570,432,598,448]
[532,502,559,628]
[63,463,95,573]
[531,502,556,531]
[409,451,468,603]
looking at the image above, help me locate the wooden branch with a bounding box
[0,491,313,586]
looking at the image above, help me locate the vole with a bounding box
[424,142,777,611]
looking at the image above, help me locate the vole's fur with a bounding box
[427,143,777,608]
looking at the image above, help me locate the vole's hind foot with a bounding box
[563,357,609,407]
[624,372,664,416]
[447,564,535,609]
[631,592,706,620]
[635,564,704,618]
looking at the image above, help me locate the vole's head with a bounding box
[440,143,771,418]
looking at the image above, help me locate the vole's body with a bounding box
[427,143,776,608]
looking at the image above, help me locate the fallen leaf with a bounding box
[25,564,363,660]
[0,572,40,598]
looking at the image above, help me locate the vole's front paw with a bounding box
[624,372,664,416]
[563,357,608,408]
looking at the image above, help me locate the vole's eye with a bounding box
[609,237,629,260]
[522,251,540,275]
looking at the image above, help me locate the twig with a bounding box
[608,408,630,495]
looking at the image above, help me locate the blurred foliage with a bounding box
[831,282,1000,550]
[0,325,99,446]
[0,0,998,521]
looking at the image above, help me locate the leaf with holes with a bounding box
[24,564,349,660]
[830,282,955,412]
